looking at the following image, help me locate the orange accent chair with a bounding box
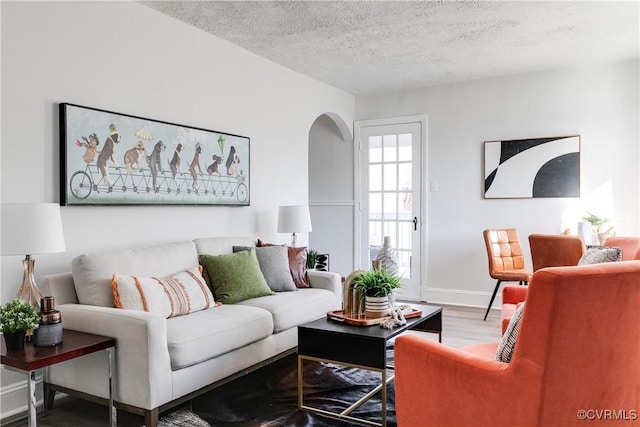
[496,233,588,333]
[500,284,529,334]
[482,229,532,321]
[528,233,586,272]
[604,236,640,260]
[501,235,639,334]
[395,261,640,427]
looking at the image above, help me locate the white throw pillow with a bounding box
[112,267,216,318]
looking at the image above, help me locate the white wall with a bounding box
[356,60,639,307]
[0,0,354,300]
[0,1,353,421]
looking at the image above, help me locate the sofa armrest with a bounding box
[306,270,342,306]
[53,304,172,409]
[502,285,528,305]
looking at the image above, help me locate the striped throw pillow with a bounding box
[496,302,525,363]
[112,267,217,318]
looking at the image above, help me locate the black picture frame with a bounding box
[315,254,330,271]
[60,103,250,206]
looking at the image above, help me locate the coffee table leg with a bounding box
[297,356,303,409]
[297,354,390,427]
[107,347,117,427]
[381,369,387,427]
[27,370,36,427]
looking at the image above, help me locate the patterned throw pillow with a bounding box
[496,303,525,363]
[112,267,216,318]
[257,239,309,288]
[578,246,622,265]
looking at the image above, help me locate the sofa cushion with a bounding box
[237,288,336,333]
[199,250,274,304]
[166,304,273,370]
[112,267,216,318]
[501,302,517,333]
[194,236,256,256]
[72,241,199,307]
[233,245,297,292]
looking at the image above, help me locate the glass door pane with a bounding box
[360,121,422,298]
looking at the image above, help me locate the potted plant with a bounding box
[0,298,40,351]
[581,211,614,244]
[306,249,319,269]
[352,269,401,318]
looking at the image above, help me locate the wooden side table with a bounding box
[1,329,116,427]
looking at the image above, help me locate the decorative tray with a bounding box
[327,306,422,327]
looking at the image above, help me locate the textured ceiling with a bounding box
[142,1,640,95]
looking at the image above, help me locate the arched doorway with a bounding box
[308,113,354,276]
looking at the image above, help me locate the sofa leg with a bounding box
[44,382,56,410]
[145,408,159,427]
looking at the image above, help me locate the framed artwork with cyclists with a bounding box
[59,103,250,206]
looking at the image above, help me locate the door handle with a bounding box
[413,216,418,231]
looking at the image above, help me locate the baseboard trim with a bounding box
[0,369,44,425]
[421,286,501,309]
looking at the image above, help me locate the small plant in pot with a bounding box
[306,249,319,269]
[581,211,615,244]
[352,269,401,318]
[0,298,40,351]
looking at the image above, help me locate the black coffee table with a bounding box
[297,303,442,427]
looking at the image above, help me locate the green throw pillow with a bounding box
[233,245,297,292]
[199,249,274,304]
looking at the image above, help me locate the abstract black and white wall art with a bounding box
[484,135,580,199]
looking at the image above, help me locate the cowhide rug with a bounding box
[188,352,396,427]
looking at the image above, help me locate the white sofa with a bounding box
[42,236,341,427]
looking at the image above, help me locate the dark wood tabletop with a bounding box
[299,303,442,340]
[1,329,116,372]
[298,303,442,369]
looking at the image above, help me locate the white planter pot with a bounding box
[365,296,390,318]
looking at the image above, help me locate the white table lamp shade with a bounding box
[278,205,312,247]
[2,203,66,255]
[277,205,312,234]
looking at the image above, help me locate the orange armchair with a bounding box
[482,229,532,321]
[528,233,585,272]
[500,284,528,334]
[395,261,640,427]
[499,233,588,334]
[604,236,640,260]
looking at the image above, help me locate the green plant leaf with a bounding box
[0,299,40,333]
[352,269,401,297]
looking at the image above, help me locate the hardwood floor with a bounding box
[4,305,502,427]
[440,304,502,347]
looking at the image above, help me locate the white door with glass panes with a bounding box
[356,118,425,300]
